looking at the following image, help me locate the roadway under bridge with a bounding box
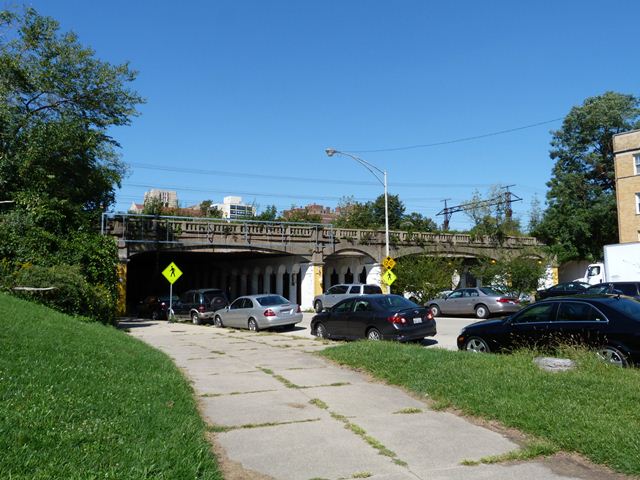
[102,213,543,314]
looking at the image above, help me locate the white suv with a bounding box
[313,283,383,312]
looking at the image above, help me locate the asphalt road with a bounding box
[283,312,478,350]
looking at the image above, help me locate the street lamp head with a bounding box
[325,148,337,157]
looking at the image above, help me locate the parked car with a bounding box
[310,294,436,342]
[456,295,640,367]
[136,295,178,320]
[313,283,383,313]
[173,288,229,324]
[428,287,520,319]
[586,282,640,300]
[535,281,590,301]
[214,294,302,331]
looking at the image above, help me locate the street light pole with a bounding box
[325,148,390,282]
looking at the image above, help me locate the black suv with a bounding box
[174,288,229,324]
[586,282,640,300]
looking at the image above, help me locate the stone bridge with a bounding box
[102,213,543,312]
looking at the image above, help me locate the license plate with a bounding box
[413,317,422,324]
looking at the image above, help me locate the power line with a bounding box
[345,117,562,153]
[126,162,497,189]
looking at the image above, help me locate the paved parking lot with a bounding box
[283,312,477,350]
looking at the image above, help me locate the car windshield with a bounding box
[586,285,608,294]
[607,297,640,319]
[479,287,502,296]
[256,295,290,306]
[373,295,417,309]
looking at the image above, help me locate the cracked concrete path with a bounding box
[124,319,625,480]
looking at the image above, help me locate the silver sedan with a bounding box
[427,287,521,319]
[213,294,303,331]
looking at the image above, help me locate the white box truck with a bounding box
[576,242,640,284]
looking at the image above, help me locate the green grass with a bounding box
[320,341,640,475]
[0,293,222,479]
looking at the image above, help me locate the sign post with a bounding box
[381,256,397,292]
[161,262,183,322]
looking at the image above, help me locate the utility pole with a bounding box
[440,198,452,231]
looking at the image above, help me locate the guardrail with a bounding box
[101,213,542,250]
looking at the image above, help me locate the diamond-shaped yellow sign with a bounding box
[382,269,397,285]
[383,256,396,270]
[162,262,183,285]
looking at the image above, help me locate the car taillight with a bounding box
[264,309,276,317]
[296,305,301,313]
[496,298,510,303]
[387,314,407,325]
[198,305,206,312]
[426,312,434,321]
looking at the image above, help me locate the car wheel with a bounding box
[429,304,441,317]
[151,310,159,321]
[315,322,327,339]
[465,336,490,353]
[366,328,382,341]
[248,318,259,332]
[191,312,200,325]
[314,300,323,313]
[597,345,629,367]
[475,304,489,319]
[214,315,224,328]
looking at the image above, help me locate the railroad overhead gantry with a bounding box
[437,185,522,231]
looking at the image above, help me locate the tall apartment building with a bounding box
[613,129,640,243]
[215,196,255,219]
[143,189,179,208]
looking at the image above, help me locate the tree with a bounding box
[393,255,462,304]
[463,187,522,241]
[199,200,222,218]
[470,254,547,298]
[0,8,143,227]
[253,204,278,221]
[533,92,640,262]
[0,8,143,323]
[400,212,438,232]
[283,206,322,223]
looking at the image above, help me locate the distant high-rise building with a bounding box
[215,196,255,219]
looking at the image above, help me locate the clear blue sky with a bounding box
[19,0,640,230]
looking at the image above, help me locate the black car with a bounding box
[310,294,436,342]
[535,281,590,301]
[456,295,640,367]
[173,288,229,324]
[136,295,177,320]
[586,282,640,300]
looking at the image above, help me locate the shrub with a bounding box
[9,264,116,325]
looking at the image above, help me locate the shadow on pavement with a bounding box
[118,318,159,330]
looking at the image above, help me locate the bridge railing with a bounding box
[101,213,542,250]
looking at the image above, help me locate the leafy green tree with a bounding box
[393,255,462,304]
[283,206,322,223]
[372,194,405,229]
[400,212,438,232]
[0,8,143,322]
[470,253,547,298]
[464,187,522,241]
[533,92,640,262]
[199,200,222,218]
[0,8,143,227]
[253,204,278,221]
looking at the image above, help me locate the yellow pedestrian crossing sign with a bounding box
[162,262,183,284]
[383,256,396,270]
[382,269,397,286]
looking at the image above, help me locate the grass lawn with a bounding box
[321,341,640,476]
[0,293,222,479]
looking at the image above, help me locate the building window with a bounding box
[636,193,640,214]
[636,154,640,175]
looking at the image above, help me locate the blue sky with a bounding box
[19,0,640,230]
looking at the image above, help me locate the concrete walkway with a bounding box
[125,319,622,480]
